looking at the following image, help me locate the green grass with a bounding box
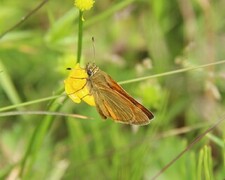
[0,0,225,179]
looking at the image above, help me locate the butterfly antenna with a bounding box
[92,36,96,63]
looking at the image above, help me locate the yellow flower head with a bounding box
[64,63,95,106]
[74,0,95,11]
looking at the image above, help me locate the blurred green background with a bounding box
[1,0,225,179]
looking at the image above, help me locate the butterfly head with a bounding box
[86,63,99,77]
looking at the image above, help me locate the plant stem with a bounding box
[77,10,83,63]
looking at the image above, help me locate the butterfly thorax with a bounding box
[86,63,111,92]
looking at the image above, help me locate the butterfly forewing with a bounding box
[87,67,154,125]
[94,88,150,125]
[104,73,154,120]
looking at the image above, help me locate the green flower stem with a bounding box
[0,94,63,112]
[119,59,225,85]
[77,10,83,63]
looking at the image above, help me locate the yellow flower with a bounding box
[74,0,95,11]
[64,63,95,106]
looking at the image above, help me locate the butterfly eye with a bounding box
[87,69,93,76]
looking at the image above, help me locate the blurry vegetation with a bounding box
[0,0,225,179]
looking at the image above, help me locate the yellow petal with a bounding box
[64,63,95,106]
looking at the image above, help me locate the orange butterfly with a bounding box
[65,63,154,125]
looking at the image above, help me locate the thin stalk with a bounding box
[77,10,83,63]
[0,0,49,39]
[119,59,225,85]
[0,94,63,112]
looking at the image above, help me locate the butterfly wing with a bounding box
[94,89,151,125]
[106,75,154,120]
[90,71,154,125]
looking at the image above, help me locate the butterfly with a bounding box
[65,63,154,125]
